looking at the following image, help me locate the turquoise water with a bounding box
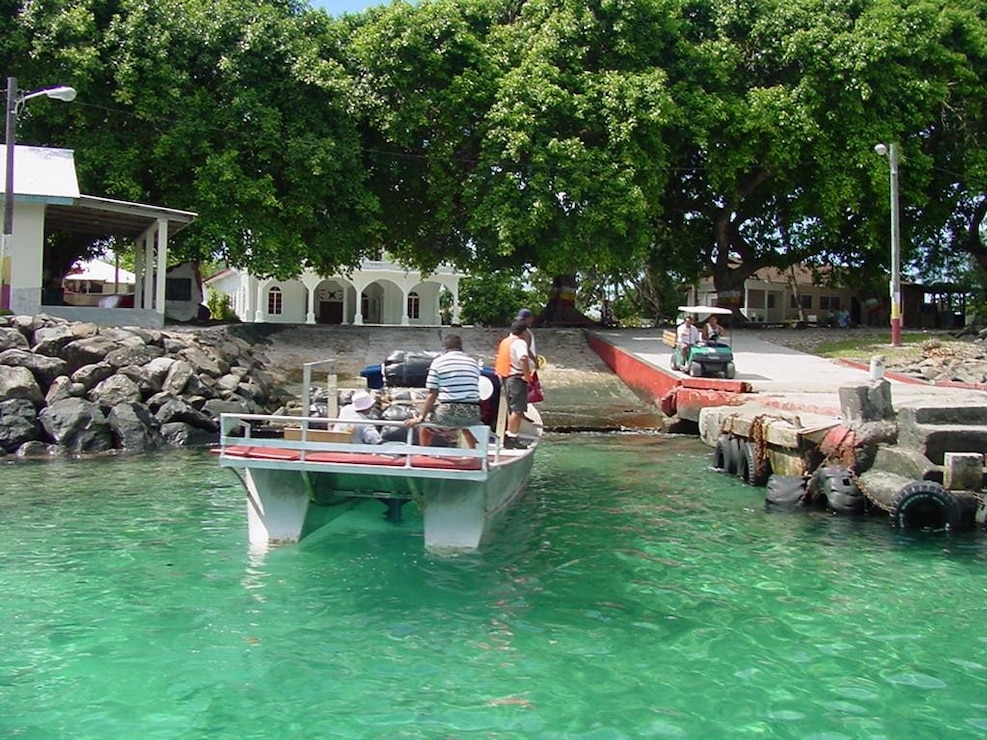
[2,435,987,738]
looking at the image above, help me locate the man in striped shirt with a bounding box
[405,334,482,448]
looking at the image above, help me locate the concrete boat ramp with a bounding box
[587,329,987,532]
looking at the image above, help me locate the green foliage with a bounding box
[206,287,238,322]
[458,272,529,326]
[3,0,984,304]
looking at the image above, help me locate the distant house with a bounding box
[205,258,462,326]
[1,145,196,328]
[692,265,862,325]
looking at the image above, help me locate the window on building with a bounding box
[820,296,840,311]
[267,286,283,315]
[791,294,813,309]
[407,291,420,320]
[166,277,193,302]
[767,294,776,309]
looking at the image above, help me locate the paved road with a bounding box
[595,328,987,413]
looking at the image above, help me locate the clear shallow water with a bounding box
[3,435,987,738]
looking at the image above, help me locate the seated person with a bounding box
[332,390,383,445]
[677,315,701,351]
[703,315,726,345]
[405,334,482,448]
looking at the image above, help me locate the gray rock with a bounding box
[162,360,194,395]
[15,440,66,458]
[143,356,176,390]
[116,365,156,398]
[32,324,79,356]
[0,398,41,452]
[104,344,166,369]
[0,366,43,406]
[178,346,229,377]
[106,402,160,452]
[202,397,261,418]
[38,397,114,454]
[159,421,217,448]
[90,374,143,407]
[0,327,30,351]
[45,376,85,405]
[62,336,122,373]
[0,348,69,389]
[71,362,116,392]
[154,397,218,432]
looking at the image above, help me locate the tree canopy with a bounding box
[2,0,984,311]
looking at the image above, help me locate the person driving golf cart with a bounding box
[703,315,726,346]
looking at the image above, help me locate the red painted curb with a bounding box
[834,359,928,385]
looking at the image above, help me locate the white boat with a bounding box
[216,409,541,555]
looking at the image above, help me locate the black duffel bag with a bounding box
[383,351,438,388]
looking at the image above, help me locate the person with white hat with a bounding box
[332,389,383,445]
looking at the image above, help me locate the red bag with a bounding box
[528,373,544,403]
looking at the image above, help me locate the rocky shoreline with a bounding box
[0,315,282,458]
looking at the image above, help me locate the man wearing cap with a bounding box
[515,307,537,363]
[494,322,532,449]
[405,334,482,448]
[333,390,383,445]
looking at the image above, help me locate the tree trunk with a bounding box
[538,274,596,327]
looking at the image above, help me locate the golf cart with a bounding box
[668,305,736,379]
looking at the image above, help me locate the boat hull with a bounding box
[235,451,534,553]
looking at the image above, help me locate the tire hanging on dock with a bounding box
[808,465,865,516]
[742,442,771,487]
[712,435,730,470]
[765,474,810,510]
[890,481,961,532]
[724,436,743,475]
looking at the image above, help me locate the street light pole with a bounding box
[2,76,77,311]
[875,142,902,347]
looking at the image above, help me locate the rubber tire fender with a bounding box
[891,481,961,531]
[765,474,810,510]
[712,434,730,471]
[736,440,751,482]
[723,436,743,475]
[811,465,865,516]
[743,441,771,487]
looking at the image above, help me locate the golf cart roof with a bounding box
[677,305,733,316]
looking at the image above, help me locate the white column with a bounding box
[154,218,167,316]
[133,236,145,308]
[401,287,410,326]
[254,281,266,322]
[352,277,365,325]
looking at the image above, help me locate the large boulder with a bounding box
[106,402,160,452]
[159,421,217,448]
[104,343,166,370]
[0,366,43,406]
[162,360,194,395]
[0,348,69,388]
[45,376,86,406]
[32,324,82,356]
[38,397,114,454]
[154,397,218,432]
[90,374,143,407]
[143,356,176,391]
[0,398,42,452]
[0,327,30,352]
[72,362,116,392]
[61,336,122,373]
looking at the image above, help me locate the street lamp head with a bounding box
[41,86,76,102]
[18,85,77,108]
[874,143,888,157]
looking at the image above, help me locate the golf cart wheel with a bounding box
[689,361,702,377]
[670,355,677,371]
[724,362,736,379]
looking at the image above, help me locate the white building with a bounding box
[1,145,195,328]
[205,259,462,326]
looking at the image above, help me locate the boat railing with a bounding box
[218,412,501,471]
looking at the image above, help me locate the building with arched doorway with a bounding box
[205,257,462,325]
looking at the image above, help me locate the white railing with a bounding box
[218,412,496,470]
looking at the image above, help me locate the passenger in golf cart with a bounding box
[670,306,736,379]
